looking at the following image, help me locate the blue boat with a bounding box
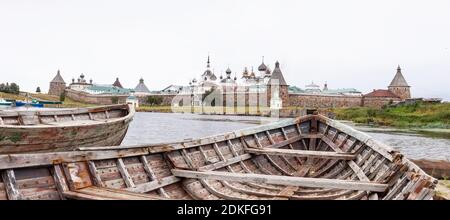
[15,101,44,108]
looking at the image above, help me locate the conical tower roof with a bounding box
[389,65,409,87]
[134,78,151,93]
[113,77,124,88]
[268,61,287,86]
[51,70,65,83]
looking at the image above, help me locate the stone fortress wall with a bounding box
[65,89,128,105]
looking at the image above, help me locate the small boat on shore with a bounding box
[15,100,44,108]
[0,113,435,200]
[0,99,12,106]
[0,104,135,154]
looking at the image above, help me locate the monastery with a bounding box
[48,56,411,109]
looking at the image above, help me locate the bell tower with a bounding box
[388,65,411,100]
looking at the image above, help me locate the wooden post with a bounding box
[51,165,70,200]
[87,161,106,187]
[1,169,22,200]
[116,158,135,188]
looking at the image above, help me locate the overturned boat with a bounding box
[0,114,436,200]
[0,104,134,154]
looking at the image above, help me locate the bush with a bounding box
[36,87,41,93]
[367,108,378,117]
[0,82,20,94]
[146,96,163,105]
[59,92,66,102]
[111,97,119,104]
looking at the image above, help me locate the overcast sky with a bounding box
[0,0,449,100]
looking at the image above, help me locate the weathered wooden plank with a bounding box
[254,133,291,176]
[347,161,370,181]
[51,165,69,200]
[63,162,93,190]
[199,179,244,200]
[171,169,388,192]
[139,156,170,198]
[1,169,22,200]
[0,148,149,169]
[62,191,115,200]
[116,158,135,188]
[198,154,252,171]
[127,176,181,193]
[265,130,298,171]
[295,123,309,149]
[321,134,373,183]
[246,148,356,160]
[77,186,156,200]
[87,161,105,187]
[317,115,395,161]
[198,146,212,163]
[264,134,322,150]
[180,149,195,168]
[212,143,226,161]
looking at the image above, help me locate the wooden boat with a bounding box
[0,113,436,200]
[0,99,12,106]
[411,159,450,180]
[0,104,134,154]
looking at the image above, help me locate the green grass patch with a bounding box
[331,102,450,129]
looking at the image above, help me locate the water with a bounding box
[122,112,283,144]
[123,112,449,161]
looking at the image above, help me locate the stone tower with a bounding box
[388,65,411,100]
[268,61,289,109]
[113,77,124,88]
[48,70,66,96]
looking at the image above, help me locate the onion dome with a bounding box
[258,56,267,71]
[226,67,232,74]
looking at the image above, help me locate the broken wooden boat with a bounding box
[0,104,134,154]
[0,114,436,200]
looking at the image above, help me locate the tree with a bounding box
[0,82,20,94]
[146,95,163,105]
[59,91,66,102]
[9,83,20,94]
[36,87,41,93]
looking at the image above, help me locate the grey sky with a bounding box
[0,0,449,100]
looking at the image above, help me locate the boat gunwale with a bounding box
[0,104,135,129]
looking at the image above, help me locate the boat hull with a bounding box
[0,104,134,154]
[0,114,436,200]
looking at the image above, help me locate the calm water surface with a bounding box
[123,112,450,161]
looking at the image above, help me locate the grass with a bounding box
[30,93,60,101]
[0,92,26,100]
[331,102,450,129]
